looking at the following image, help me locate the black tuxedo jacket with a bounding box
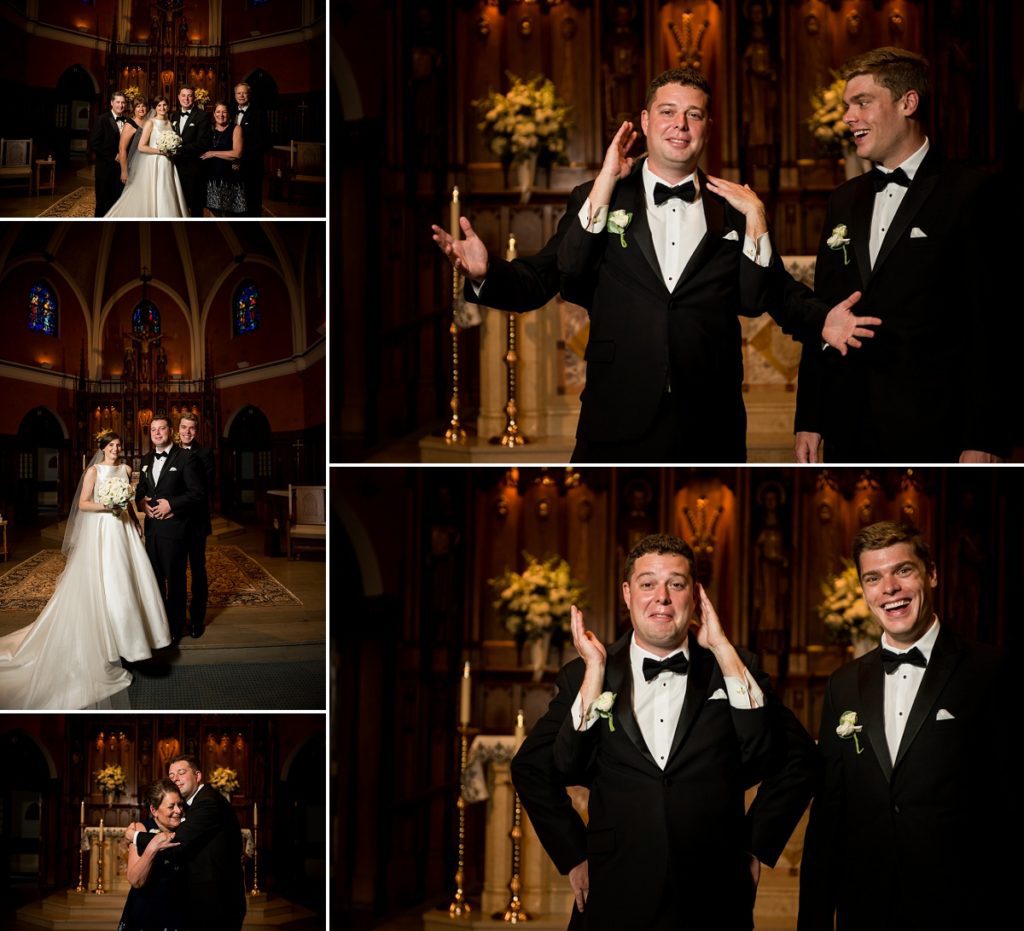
[180,442,214,536]
[135,446,204,542]
[512,632,819,931]
[233,105,268,162]
[794,149,1008,460]
[171,107,213,161]
[474,160,826,460]
[138,784,246,928]
[798,626,1012,931]
[89,111,123,161]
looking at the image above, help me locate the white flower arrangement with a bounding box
[826,223,851,266]
[490,553,586,643]
[94,764,127,793]
[586,691,618,732]
[836,710,864,754]
[208,766,240,794]
[193,88,210,109]
[121,85,141,104]
[806,72,852,157]
[818,560,881,646]
[608,210,632,249]
[474,73,573,166]
[97,476,132,518]
[154,129,182,155]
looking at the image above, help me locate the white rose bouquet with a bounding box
[806,72,852,156]
[154,129,182,156]
[96,476,133,518]
[818,559,881,645]
[474,72,573,167]
[490,553,586,644]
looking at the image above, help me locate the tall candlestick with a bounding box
[506,233,517,261]
[253,802,258,828]
[514,709,525,748]
[460,661,472,725]
[450,186,460,239]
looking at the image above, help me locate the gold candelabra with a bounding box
[249,826,261,896]
[490,234,528,447]
[447,723,472,917]
[74,824,86,893]
[494,788,531,922]
[445,186,467,445]
[94,824,106,895]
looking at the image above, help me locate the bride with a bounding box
[106,96,189,218]
[0,431,171,709]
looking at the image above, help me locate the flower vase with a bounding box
[528,631,551,681]
[516,154,538,204]
[843,149,870,180]
[104,792,114,807]
[220,790,231,802]
[850,632,877,658]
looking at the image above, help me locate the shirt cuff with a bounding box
[578,199,609,234]
[742,231,773,268]
[723,669,764,709]
[470,279,485,299]
[570,692,598,730]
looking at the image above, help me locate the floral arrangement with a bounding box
[154,129,182,155]
[208,766,240,794]
[818,559,881,645]
[806,72,852,156]
[94,764,127,794]
[193,88,210,109]
[474,73,572,165]
[120,85,141,104]
[97,476,132,518]
[490,553,586,643]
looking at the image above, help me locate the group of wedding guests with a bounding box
[0,413,215,710]
[90,83,266,218]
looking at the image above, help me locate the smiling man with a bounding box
[512,534,818,930]
[798,521,1011,931]
[794,47,1008,463]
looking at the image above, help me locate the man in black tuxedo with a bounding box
[512,534,819,931]
[171,85,213,217]
[433,68,876,462]
[135,415,204,642]
[233,82,267,216]
[177,412,214,639]
[794,47,1007,463]
[798,521,1011,930]
[136,755,246,931]
[89,91,128,216]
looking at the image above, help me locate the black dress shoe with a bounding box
[190,624,205,639]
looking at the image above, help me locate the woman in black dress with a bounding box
[118,780,187,931]
[200,102,246,216]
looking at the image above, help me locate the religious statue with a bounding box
[753,483,789,641]
[740,1,778,186]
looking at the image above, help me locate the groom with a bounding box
[177,411,213,638]
[171,85,212,217]
[89,91,127,216]
[136,415,204,642]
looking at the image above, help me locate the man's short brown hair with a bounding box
[179,410,200,427]
[852,521,933,574]
[842,46,930,117]
[624,533,696,583]
[644,68,712,112]
[168,753,202,775]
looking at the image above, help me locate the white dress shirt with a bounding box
[869,137,929,267]
[571,634,763,771]
[178,111,191,132]
[151,445,171,484]
[881,616,939,762]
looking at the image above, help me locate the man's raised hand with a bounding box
[570,605,606,668]
[431,215,489,281]
[822,291,881,355]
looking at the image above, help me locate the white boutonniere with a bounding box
[826,223,851,266]
[836,710,864,754]
[585,691,617,732]
[607,210,632,248]
[142,465,148,473]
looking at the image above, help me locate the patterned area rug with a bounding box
[0,546,301,611]
[37,186,95,217]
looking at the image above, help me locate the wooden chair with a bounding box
[285,484,326,559]
[0,139,33,194]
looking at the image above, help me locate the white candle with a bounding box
[451,186,460,239]
[514,709,525,748]
[80,800,84,825]
[253,802,258,828]
[99,818,104,843]
[507,234,517,261]
[459,661,471,725]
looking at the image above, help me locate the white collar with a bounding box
[629,631,689,682]
[876,136,929,181]
[642,160,699,210]
[881,615,939,661]
[185,783,204,806]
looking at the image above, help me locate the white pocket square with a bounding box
[169,466,178,472]
[935,708,955,721]
[723,230,740,241]
[709,688,728,700]
[910,227,928,239]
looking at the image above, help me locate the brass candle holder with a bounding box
[73,824,86,893]
[94,828,106,895]
[444,271,468,445]
[493,788,531,923]
[249,826,261,896]
[490,310,528,447]
[447,723,472,917]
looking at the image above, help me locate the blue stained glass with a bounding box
[29,285,58,336]
[234,282,260,335]
[133,300,160,334]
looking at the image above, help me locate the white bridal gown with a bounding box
[105,118,189,218]
[0,464,171,709]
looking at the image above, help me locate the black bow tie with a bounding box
[880,646,927,674]
[153,451,169,461]
[653,180,697,206]
[642,652,690,681]
[181,111,191,117]
[239,108,247,113]
[871,166,911,192]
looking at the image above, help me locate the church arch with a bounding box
[336,496,382,598]
[333,42,362,121]
[15,407,70,525]
[98,282,196,376]
[221,405,273,516]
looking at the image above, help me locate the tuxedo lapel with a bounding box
[893,625,961,770]
[856,650,892,782]
[673,170,722,293]
[620,165,664,290]
[152,447,180,492]
[871,150,941,277]
[605,638,657,769]
[666,634,712,764]
[849,179,875,286]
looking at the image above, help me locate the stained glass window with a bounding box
[234,282,260,335]
[29,284,58,336]
[133,300,160,334]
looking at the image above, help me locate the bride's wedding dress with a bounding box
[0,464,171,709]
[105,118,189,218]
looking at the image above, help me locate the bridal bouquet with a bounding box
[806,72,852,156]
[490,553,586,643]
[154,129,182,155]
[97,476,132,518]
[818,559,881,645]
[474,72,572,166]
[94,764,127,794]
[209,766,240,794]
